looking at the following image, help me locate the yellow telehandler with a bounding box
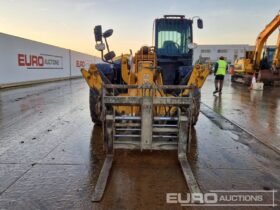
[81,15,209,201]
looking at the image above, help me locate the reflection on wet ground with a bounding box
[0,78,279,209]
[202,75,280,152]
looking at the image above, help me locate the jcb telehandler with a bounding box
[81,15,209,201]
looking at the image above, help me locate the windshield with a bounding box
[266,48,275,64]
[156,20,192,57]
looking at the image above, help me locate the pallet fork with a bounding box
[91,84,201,201]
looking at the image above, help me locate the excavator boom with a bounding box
[233,13,280,85]
[253,14,280,69]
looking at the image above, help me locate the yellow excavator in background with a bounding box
[233,13,280,85]
[81,15,209,201]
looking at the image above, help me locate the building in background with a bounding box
[193,44,255,65]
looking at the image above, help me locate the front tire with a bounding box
[89,89,102,126]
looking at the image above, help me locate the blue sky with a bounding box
[0,0,279,55]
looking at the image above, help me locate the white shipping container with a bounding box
[0,33,102,87]
[0,33,70,86]
[70,50,102,77]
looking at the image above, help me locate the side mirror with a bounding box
[197,19,203,29]
[95,43,105,51]
[94,25,102,42]
[188,43,198,49]
[104,51,116,61]
[103,29,113,38]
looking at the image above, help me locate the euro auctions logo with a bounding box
[166,190,278,207]
[76,60,91,69]
[18,53,63,69]
[76,60,85,68]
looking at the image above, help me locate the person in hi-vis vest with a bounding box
[213,56,228,95]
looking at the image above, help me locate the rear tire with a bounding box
[89,89,102,126]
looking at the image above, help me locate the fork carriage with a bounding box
[92,84,201,201]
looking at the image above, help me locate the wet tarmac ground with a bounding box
[0,77,279,210]
[201,75,280,153]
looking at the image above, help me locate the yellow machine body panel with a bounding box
[81,64,103,91]
[234,58,254,74]
[183,64,210,96]
[120,55,131,84]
